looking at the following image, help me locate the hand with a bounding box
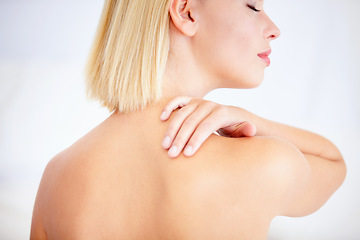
[160,96,257,158]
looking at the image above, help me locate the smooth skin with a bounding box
[160,96,257,157]
[160,96,346,217]
[31,0,346,239]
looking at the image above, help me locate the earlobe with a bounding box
[169,0,198,37]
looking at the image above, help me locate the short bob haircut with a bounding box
[85,0,171,113]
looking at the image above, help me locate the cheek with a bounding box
[216,27,262,80]
[229,18,259,59]
[193,10,263,86]
[194,15,249,65]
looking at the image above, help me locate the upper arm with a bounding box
[199,135,345,219]
[161,135,314,237]
[30,202,47,240]
[183,135,311,220]
[222,135,346,218]
[30,157,57,240]
[227,136,313,218]
[30,154,70,240]
[30,151,101,240]
[279,152,346,217]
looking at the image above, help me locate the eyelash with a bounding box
[247,4,261,12]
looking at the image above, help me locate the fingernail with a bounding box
[184,145,193,156]
[160,111,166,120]
[168,145,178,157]
[162,136,171,149]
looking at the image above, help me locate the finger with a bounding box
[183,111,228,157]
[227,121,257,137]
[239,122,257,137]
[167,104,214,158]
[217,121,257,137]
[160,96,193,121]
[162,104,198,149]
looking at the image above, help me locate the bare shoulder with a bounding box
[192,134,310,182]
[30,118,169,239]
[186,133,345,221]
[30,129,122,239]
[30,146,91,239]
[200,134,345,218]
[176,134,311,218]
[158,135,312,238]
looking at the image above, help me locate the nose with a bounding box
[264,15,280,41]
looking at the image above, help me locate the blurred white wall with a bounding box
[0,0,359,239]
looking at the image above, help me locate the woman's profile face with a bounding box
[193,0,280,88]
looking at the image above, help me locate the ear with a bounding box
[169,0,198,37]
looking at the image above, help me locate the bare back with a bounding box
[31,108,307,240]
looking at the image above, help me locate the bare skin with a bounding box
[30,98,346,239]
[31,0,346,239]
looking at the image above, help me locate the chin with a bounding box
[243,72,265,88]
[218,70,264,89]
[246,79,264,89]
[226,76,264,89]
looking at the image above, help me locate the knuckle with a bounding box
[176,96,190,104]
[174,110,183,118]
[198,121,212,132]
[189,135,201,145]
[176,107,188,116]
[215,105,228,115]
[200,100,213,107]
[207,101,218,107]
[166,125,178,136]
[183,119,195,128]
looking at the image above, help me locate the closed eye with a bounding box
[247,4,261,12]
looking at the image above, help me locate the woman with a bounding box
[30,0,346,239]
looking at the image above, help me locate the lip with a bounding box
[258,49,272,66]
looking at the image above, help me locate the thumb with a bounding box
[238,121,257,137]
[218,121,257,138]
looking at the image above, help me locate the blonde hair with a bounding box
[85,0,171,113]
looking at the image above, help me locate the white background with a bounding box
[0,0,359,239]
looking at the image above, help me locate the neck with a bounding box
[161,58,215,99]
[160,28,219,100]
